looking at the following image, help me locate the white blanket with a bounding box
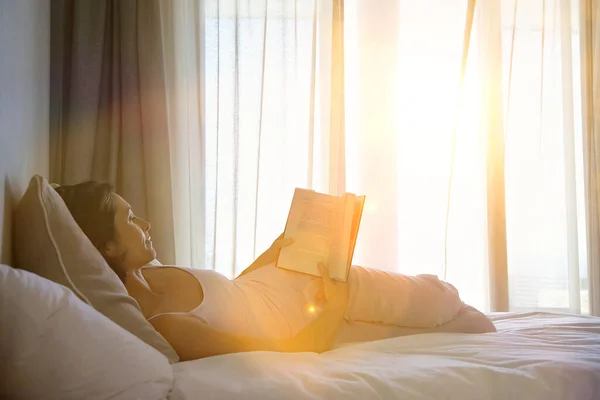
[169,312,600,400]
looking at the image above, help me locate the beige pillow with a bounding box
[0,264,173,399]
[13,175,179,363]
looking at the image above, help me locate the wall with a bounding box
[0,0,50,265]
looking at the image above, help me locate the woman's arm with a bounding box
[150,313,286,360]
[152,263,348,361]
[150,304,344,360]
[236,234,293,279]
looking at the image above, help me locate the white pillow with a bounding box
[0,265,174,400]
[13,175,178,362]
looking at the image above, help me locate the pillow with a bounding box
[0,264,173,400]
[13,175,179,363]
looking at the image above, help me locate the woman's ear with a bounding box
[102,240,122,259]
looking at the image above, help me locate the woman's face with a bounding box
[105,193,157,272]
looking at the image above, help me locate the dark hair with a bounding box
[55,181,125,281]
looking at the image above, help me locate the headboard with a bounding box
[0,0,50,265]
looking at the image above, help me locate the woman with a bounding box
[56,181,495,361]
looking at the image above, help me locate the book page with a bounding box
[277,189,343,277]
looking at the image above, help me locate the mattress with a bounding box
[169,312,600,400]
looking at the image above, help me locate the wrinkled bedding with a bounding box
[169,312,600,400]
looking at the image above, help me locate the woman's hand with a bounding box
[316,262,349,312]
[257,233,294,266]
[236,233,293,278]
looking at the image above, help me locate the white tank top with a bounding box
[171,263,323,339]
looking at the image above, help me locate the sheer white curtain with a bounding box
[501,0,587,314]
[345,0,589,313]
[344,0,493,310]
[160,0,595,315]
[160,0,344,277]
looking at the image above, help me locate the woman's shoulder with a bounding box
[141,264,222,280]
[142,259,195,272]
[141,265,204,295]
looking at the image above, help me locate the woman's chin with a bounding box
[147,247,157,260]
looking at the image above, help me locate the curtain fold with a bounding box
[50,0,176,263]
[479,0,509,312]
[329,0,346,195]
[580,0,600,315]
[560,0,582,314]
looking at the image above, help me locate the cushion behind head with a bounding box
[0,264,173,399]
[12,175,178,363]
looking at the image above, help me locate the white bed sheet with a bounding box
[169,312,600,400]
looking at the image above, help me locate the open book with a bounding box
[276,188,365,282]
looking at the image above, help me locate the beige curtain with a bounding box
[50,0,176,263]
[580,0,600,315]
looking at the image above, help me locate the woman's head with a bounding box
[56,181,156,281]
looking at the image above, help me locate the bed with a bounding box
[3,179,600,400]
[169,312,600,399]
[2,168,600,400]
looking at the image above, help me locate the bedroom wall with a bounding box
[0,0,50,265]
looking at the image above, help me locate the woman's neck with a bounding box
[126,266,148,285]
[124,267,161,318]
